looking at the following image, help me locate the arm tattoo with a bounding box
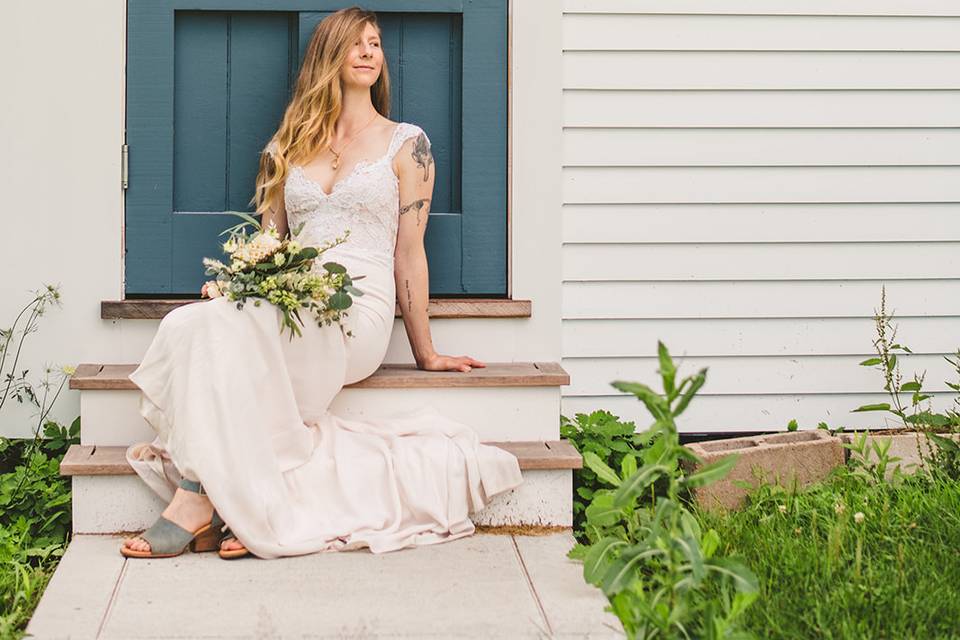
[404,278,413,313]
[399,198,431,225]
[411,134,434,182]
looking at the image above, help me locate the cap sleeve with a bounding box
[388,123,431,161]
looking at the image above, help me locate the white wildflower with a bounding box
[834,501,846,515]
[778,504,787,514]
[854,511,865,524]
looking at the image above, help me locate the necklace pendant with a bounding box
[331,157,340,170]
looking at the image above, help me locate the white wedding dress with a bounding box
[125,121,524,559]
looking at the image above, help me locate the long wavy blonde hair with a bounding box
[251,7,391,222]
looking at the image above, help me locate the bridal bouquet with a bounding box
[201,213,365,339]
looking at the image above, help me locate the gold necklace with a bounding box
[329,111,379,170]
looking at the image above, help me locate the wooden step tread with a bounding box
[102,298,532,320]
[70,362,569,391]
[60,441,582,476]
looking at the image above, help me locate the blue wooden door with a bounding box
[126,0,506,297]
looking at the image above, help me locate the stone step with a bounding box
[61,441,583,475]
[101,297,533,320]
[71,361,568,390]
[72,362,569,445]
[63,443,582,532]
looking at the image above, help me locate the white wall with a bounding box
[559,0,960,432]
[1,0,127,438]
[0,1,563,438]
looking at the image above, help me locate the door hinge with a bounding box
[121,143,129,190]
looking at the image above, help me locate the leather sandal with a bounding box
[218,526,250,559]
[120,478,225,558]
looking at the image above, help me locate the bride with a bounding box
[120,7,523,560]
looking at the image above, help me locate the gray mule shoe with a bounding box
[120,478,226,558]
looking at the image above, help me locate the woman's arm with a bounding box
[261,150,289,238]
[261,193,289,239]
[393,132,485,373]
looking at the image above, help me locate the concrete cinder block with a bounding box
[684,429,845,512]
[840,431,960,479]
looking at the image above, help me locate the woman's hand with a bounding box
[417,353,486,373]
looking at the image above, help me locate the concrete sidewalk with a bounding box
[25,531,624,639]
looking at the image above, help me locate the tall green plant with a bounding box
[853,286,960,478]
[568,342,758,639]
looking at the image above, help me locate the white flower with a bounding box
[854,511,865,524]
[203,258,227,271]
[834,501,846,515]
[778,504,787,514]
[274,253,286,267]
[234,232,283,263]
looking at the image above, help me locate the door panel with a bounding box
[126,1,505,296]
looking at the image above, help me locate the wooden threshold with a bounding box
[70,362,570,391]
[102,298,531,320]
[60,441,582,476]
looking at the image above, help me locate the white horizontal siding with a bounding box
[563,0,960,17]
[563,243,960,281]
[562,204,960,243]
[565,91,960,128]
[563,354,957,395]
[564,130,960,166]
[563,15,960,51]
[565,52,960,90]
[563,318,960,357]
[560,4,960,431]
[564,166,960,203]
[562,281,960,319]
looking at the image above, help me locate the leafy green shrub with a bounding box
[0,417,78,639]
[560,410,652,533]
[567,342,759,639]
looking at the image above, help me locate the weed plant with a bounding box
[565,342,758,639]
[0,285,77,639]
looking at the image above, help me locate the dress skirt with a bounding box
[125,258,524,559]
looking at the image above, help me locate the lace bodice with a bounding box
[265,122,431,273]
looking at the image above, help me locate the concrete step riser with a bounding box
[100,318,534,365]
[71,470,573,533]
[80,386,562,446]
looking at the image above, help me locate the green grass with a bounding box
[696,467,960,639]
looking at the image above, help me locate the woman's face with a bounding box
[340,22,383,88]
